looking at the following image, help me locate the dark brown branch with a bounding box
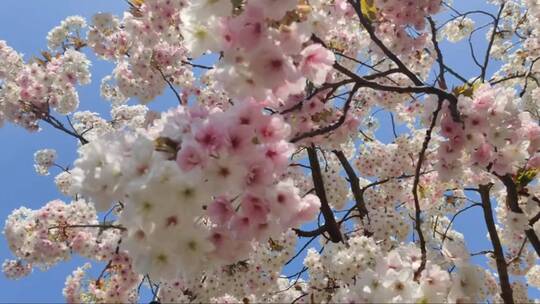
[478,184,514,304]
[507,238,528,266]
[498,174,540,257]
[334,51,385,72]
[333,150,369,219]
[490,73,529,85]
[291,293,308,304]
[519,57,540,97]
[530,211,540,226]
[440,203,482,244]
[389,112,398,139]
[428,17,448,90]
[412,97,443,280]
[470,250,495,257]
[443,62,471,85]
[48,224,126,231]
[480,3,505,82]
[40,114,89,145]
[181,60,213,70]
[155,66,184,105]
[306,145,343,243]
[25,100,88,144]
[96,260,113,284]
[285,236,318,265]
[332,61,461,122]
[346,0,424,86]
[289,163,311,170]
[439,3,497,28]
[467,22,495,71]
[363,68,404,80]
[293,226,326,238]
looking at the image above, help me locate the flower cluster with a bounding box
[3,199,99,269]
[33,148,57,176]
[62,253,141,303]
[156,230,301,303]
[433,84,540,180]
[70,101,320,279]
[441,17,475,42]
[87,3,194,103]
[374,0,441,30]
[54,171,74,196]
[1,259,32,280]
[183,0,337,101]
[1,0,540,303]
[46,16,87,50]
[0,30,91,130]
[303,237,500,303]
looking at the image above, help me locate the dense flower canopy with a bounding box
[1,0,540,303]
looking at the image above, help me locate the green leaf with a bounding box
[154,137,179,155]
[516,168,538,188]
[361,0,377,21]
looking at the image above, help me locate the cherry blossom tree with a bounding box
[2,0,540,303]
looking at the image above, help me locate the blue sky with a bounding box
[0,1,124,302]
[0,0,536,302]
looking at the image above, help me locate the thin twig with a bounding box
[480,3,506,82]
[155,66,183,105]
[412,96,443,280]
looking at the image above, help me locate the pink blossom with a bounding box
[240,194,269,224]
[492,153,512,176]
[440,115,462,138]
[229,5,266,50]
[251,0,298,21]
[229,215,254,240]
[465,113,487,132]
[472,93,494,111]
[438,142,462,162]
[269,181,301,220]
[471,142,493,167]
[176,143,207,171]
[243,158,273,189]
[194,121,227,152]
[207,197,235,226]
[258,116,291,142]
[300,44,335,86]
[527,154,540,169]
[262,141,294,171]
[290,194,321,227]
[232,100,265,128]
[208,229,249,263]
[250,41,299,89]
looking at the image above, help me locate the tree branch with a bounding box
[333,150,369,220]
[479,3,505,82]
[428,17,448,90]
[332,61,461,122]
[155,66,184,105]
[306,145,343,243]
[346,0,424,86]
[40,114,89,145]
[478,184,514,304]
[498,174,540,257]
[413,96,443,280]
